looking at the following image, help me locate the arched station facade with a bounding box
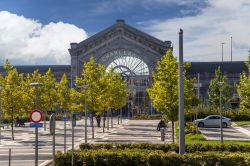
[69,20,173,115]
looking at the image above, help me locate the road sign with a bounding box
[62,113,68,121]
[61,117,68,121]
[30,123,43,128]
[30,109,42,123]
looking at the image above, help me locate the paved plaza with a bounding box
[199,125,250,140]
[93,120,172,144]
[0,118,171,166]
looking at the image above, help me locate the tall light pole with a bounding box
[218,81,224,144]
[221,42,225,62]
[30,82,42,166]
[179,29,185,154]
[230,37,233,62]
[0,86,2,145]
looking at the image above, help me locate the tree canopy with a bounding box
[208,67,232,108]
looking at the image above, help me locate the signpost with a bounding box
[30,109,43,166]
[30,82,42,166]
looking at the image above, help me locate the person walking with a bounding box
[96,115,101,127]
[157,119,166,131]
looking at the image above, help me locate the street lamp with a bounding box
[0,86,2,145]
[30,82,42,166]
[221,42,225,62]
[217,81,224,144]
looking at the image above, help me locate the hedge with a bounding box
[79,143,250,153]
[133,114,162,120]
[56,150,250,166]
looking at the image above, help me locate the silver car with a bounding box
[194,115,231,128]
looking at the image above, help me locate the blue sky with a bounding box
[0,0,206,33]
[0,0,249,65]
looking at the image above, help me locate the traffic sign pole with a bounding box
[30,82,42,166]
[35,86,39,166]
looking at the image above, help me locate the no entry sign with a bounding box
[30,109,43,123]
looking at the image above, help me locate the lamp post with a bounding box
[0,86,2,145]
[221,42,225,62]
[179,29,185,154]
[217,81,224,144]
[30,82,42,166]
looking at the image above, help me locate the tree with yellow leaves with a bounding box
[1,60,28,140]
[147,51,197,143]
[75,57,105,138]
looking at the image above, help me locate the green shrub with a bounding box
[56,150,250,166]
[134,114,162,120]
[79,143,250,153]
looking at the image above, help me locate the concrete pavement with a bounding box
[93,120,173,144]
[0,118,171,166]
[0,118,123,166]
[199,126,250,141]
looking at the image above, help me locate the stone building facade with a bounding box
[0,20,248,112]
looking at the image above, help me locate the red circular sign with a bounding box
[30,109,43,123]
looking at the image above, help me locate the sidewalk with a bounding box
[0,117,123,166]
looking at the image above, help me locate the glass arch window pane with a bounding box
[106,56,149,76]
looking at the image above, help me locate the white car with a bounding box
[194,115,231,128]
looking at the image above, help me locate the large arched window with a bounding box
[106,56,149,77]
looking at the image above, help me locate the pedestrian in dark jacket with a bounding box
[96,115,101,127]
[157,120,166,131]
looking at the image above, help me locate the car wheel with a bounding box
[222,122,227,128]
[198,122,204,127]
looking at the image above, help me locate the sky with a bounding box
[0,0,249,65]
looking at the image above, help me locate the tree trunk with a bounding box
[118,111,120,125]
[111,109,113,128]
[91,111,94,139]
[107,110,109,130]
[120,108,122,124]
[103,112,106,133]
[171,120,175,143]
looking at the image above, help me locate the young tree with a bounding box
[147,50,196,143]
[56,73,71,112]
[75,57,105,138]
[237,58,250,110]
[208,67,232,108]
[1,61,26,140]
[107,69,128,128]
[99,68,128,131]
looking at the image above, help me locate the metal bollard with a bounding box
[160,128,165,141]
[9,148,11,166]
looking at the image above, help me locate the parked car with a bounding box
[193,115,231,128]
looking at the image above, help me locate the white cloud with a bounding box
[0,11,87,65]
[143,0,250,61]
